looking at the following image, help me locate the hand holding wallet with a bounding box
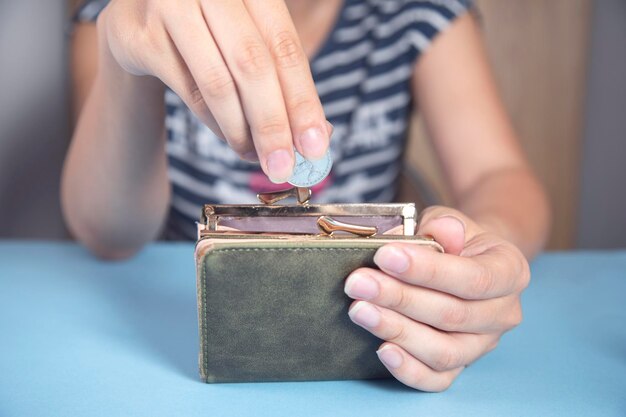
[194,187,442,383]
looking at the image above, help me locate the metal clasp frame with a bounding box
[201,187,417,237]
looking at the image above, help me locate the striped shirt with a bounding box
[75,0,472,240]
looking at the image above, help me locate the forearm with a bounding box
[62,42,169,259]
[455,167,551,259]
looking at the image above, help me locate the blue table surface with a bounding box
[0,241,625,417]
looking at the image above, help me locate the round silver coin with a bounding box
[287,150,333,188]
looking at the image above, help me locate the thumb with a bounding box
[416,206,466,256]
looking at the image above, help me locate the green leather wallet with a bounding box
[194,187,442,383]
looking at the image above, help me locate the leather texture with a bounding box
[196,238,399,383]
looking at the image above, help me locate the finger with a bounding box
[245,0,330,160]
[345,268,523,333]
[418,205,510,260]
[417,207,467,256]
[376,343,464,392]
[163,4,254,158]
[417,205,491,249]
[373,242,525,300]
[202,0,294,183]
[348,300,495,372]
[142,24,226,140]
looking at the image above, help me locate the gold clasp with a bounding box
[317,216,377,237]
[257,187,311,205]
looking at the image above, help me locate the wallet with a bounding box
[194,187,443,383]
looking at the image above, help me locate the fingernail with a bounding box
[299,126,328,160]
[374,246,409,274]
[348,301,381,328]
[345,272,379,301]
[242,151,259,162]
[377,345,403,369]
[266,149,294,183]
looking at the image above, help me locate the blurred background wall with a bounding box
[577,0,626,249]
[0,0,69,239]
[0,0,624,248]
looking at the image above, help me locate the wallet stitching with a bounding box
[200,247,376,382]
[201,253,208,382]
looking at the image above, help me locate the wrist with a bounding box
[99,58,164,101]
[96,26,164,99]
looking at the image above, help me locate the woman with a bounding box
[63,0,550,391]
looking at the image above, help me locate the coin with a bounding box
[287,150,333,188]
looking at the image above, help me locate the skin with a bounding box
[64,0,550,391]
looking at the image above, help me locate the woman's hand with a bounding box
[97,0,330,182]
[344,206,531,391]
